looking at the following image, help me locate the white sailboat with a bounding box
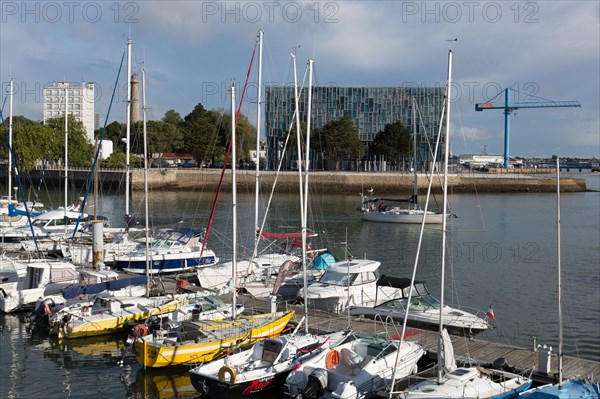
[518,159,599,398]
[400,47,532,399]
[360,99,445,224]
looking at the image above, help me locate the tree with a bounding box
[311,115,364,170]
[162,110,183,126]
[46,116,93,167]
[182,103,221,165]
[370,121,412,166]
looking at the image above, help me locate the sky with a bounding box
[1,0,598,158]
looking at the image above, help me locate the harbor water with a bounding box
[1,174,598,398]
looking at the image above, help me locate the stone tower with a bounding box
[131,73,140,123]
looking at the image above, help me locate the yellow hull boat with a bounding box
[134,310,294,368]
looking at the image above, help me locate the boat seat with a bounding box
[340,347,364,374]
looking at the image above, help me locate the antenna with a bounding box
[446,38,458,49]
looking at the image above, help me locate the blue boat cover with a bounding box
[63,275,147,299]
[313,252,336,270]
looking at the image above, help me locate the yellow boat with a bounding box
[134,310,294,368]
[49,293,203,339]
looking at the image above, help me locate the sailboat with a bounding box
[518,159,599,398]
[189,55,331,398]
[360,99,445,224]
[401,48,532,399]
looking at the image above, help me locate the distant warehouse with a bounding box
[264,86,445,171]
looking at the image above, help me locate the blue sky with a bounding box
[1,1,598,158]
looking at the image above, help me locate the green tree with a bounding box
[46,116,93,167]
[370,121,412,166]
[163,110,183,126]
[182,103,222,165]
[311,115,364,170]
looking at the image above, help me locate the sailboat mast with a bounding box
[253,30,263,258]
[125,37,132,219]
[231,83,238,319]
[292,53,305,237]
[7,78,13,200]
[64,84,69,226]
[438,48,453,383]
[142,68,150,296]
[302,59,314,333]
[412,98,418,209]
[556,158,563,387]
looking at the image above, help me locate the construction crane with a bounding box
[475,87,581,167]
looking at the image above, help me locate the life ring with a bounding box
[218,365,237,384]
[43,303,52,316]
[326,349,340,369]
[132,324,149,339]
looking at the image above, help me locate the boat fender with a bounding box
[82,306,89,313]
[218,365,236,384]
[132,324,149,339]
[43,303,52,316]
[325,349,339,369]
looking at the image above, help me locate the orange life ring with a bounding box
[218,365,237,384]
[132,324,149,339]
[326,349,340,369]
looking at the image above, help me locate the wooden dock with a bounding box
[235,294,600,384]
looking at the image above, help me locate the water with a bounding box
[1,174,598,398]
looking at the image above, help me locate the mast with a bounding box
[231,83,238,319]
[556,158,563,387]
[142,68,150,296]
[302,59,314,332]
[291,52,305,262]
[437,48,452,383]
[7,78,13,201]
[64,84,69,228]
[125,37,132,219]
[412,97,418,209]
[253,30,263,258]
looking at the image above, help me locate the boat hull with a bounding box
[191,369,289,398]
[118,253,218,274]
[362,211,444,224]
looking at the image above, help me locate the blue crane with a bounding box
[475,87,581,167]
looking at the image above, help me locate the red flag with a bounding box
[486,304,495,320]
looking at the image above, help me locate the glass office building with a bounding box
[264,86,445,170]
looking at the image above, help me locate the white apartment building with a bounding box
[42,82,95,143]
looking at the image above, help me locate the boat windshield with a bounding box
[318,270,357,286]
[383,294,441,312]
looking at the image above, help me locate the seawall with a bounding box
[131,169,588,194]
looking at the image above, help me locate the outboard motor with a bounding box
[303,368,328,399]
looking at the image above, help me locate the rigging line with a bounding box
[0,108,42,257]
[31,126,57,209]
[200,41,258,258]
[454,98,486,232]
[71,50,126,240]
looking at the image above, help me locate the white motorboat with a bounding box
[300,258,402,313]
[349,277,490,337]
[0,259,79,313]
[284,330,425,399]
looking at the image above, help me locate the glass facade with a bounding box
[264,85,445,170]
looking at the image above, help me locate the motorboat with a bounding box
[189,327,344,398]
[114,228,219,274]
[349,277,490,337]
[284,330,425,399]
[0,259,79,313]
[300,258,403,313]
[133,310,295,368]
